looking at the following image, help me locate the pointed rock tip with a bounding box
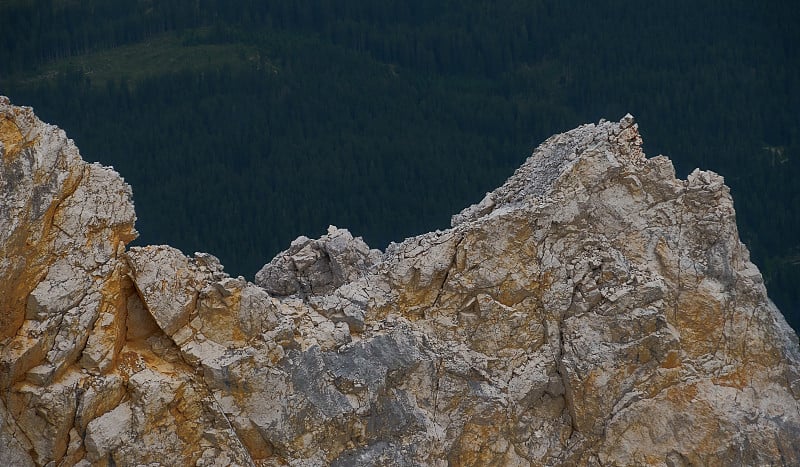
[620,113,635,128]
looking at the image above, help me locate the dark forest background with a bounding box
[1,1,798,332]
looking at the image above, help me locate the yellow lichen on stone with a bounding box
[712,365,750,390]
[674,287,725,357]
[168,384,205,462]
[661,349,681,369]
[0,114,25,161]
[198,284,246,344]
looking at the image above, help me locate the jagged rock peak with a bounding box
[452,113,643,226]
[1,97,799,466]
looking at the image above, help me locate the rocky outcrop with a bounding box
[255,226,382,298]
[0,96,137,466]
[1,96,799,466]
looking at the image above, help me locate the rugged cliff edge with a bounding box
[1,96,799,466]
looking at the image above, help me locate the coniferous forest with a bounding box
[1,1,798,332]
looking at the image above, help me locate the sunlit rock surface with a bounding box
[2,96,799,466]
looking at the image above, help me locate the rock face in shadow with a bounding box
[1,96,799,466]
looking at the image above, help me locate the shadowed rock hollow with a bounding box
[1,96,799,466]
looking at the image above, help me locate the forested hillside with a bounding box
[2,1,798,332]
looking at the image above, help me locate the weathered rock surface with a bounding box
[255,226,382,297]
[1,96,799,466]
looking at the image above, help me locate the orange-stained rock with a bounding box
[2,98,799,466]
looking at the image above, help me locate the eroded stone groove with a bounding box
[1,97,799,466]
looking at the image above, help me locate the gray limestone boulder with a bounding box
[254,225,382,296]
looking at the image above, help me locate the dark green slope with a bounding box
[1,1,798,332]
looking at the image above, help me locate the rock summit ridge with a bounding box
[1,96,799,466]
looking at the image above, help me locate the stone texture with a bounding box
[255,225,382,297]
[1,97,799,466]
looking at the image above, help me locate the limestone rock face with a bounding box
[1,97,799,466]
